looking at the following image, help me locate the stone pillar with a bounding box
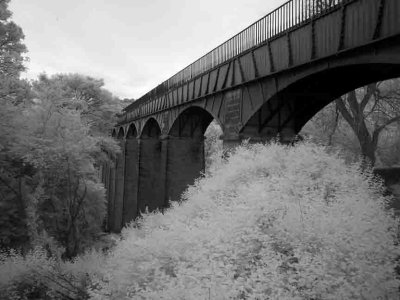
[222,138,242,151]
[100,163,105,184]
[165,136,205,203]
[122,138,140,225]
[160,136,169,206]
[223,126,297,151]
[222,131,242,152]
[111,141,126,232]
[137,137,166,214]
[107,161,115,232]
[279,127,297,144]
[101,162,108,229]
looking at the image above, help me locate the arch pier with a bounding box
[122,124,139,225]
[137,119,166,217]
[166,107,213,202]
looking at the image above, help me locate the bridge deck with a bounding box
[119,0,399,125]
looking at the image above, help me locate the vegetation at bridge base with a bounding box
[88,142,399,300]
[204,120,223,170]
[0,247,107,300]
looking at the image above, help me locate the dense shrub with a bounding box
[0,246,105,300]
[204,121,223,170]
[91,142,400,299]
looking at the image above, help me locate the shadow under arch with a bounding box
[140,117,161,138]
[110,126,126,232]
[165,106,215,203]
[126,123,138,138]
[137,117,164,215]
[105,128,117,232]
[117,127,124,139]
[240,63,400,141]
[168,106,214,137]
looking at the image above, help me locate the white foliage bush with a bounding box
[204,121,223,170]
[92,142,400,300]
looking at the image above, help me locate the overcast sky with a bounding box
[10,0,285,100]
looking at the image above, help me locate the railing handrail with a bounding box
[124,0,344,113]
[165,0,291,84]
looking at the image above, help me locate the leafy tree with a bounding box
[301,102,362,163]
[0,0,27,78]
[0,0,32,249]
[1,72,122,255]
[121,98,134,108]
[0,102,25,248]
[33,73,124,136]
[0,1,122,257]
[8,85,120,257]
[300,0,342,21]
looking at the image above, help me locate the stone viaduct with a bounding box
[102,0,400,232]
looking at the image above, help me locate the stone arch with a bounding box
[189,103,224,130]
[168,106,214,138]
[293,64,400,132]
[137,117,164,215]
[240,62,400,142]
[117,127,125,139]
[140,117,161,138]
[126,123,138,139]
[165,106,216,203]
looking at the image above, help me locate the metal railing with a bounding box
[125,0,345,113]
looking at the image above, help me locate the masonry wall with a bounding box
[112,146,125,232]
[165,137,205,203]
[123,138,140,224]
[107,163,115,231]
[137,138,166,214]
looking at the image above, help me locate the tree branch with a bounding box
[335,97,356,132]
[360,83,377,111]
[346,90,360,120]
[373,115,400,144]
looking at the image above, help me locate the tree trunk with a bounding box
[335,93,377,167]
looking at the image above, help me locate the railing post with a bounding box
[373,0,386,40]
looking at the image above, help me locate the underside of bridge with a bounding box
[102,0,400,232]
[240,62,400,143]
